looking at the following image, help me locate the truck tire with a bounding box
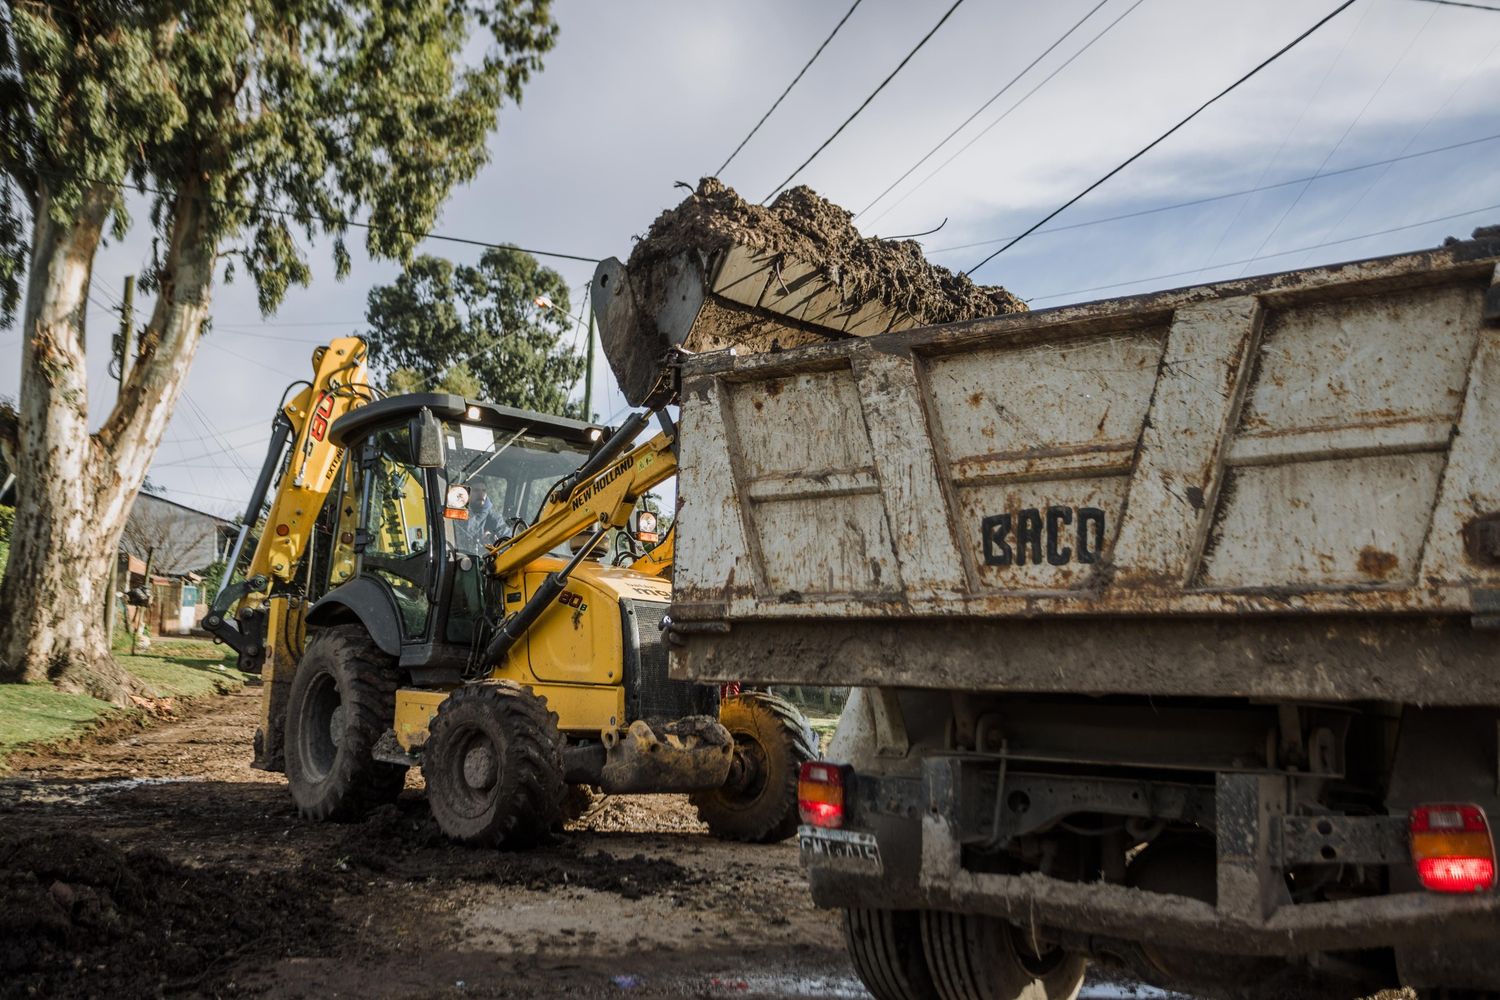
[691,692,818,843]
[423,682,565,848]
[284,624,407,821]
[919,911,1086,1000]
[844,907,941,1000]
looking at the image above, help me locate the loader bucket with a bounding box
[592,245,907,410]
[592,254,707,409]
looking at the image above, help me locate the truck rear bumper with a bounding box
[806,837,1500,955]
[801,760,1500,956]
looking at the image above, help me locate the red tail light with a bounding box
[798,761,847,829]
[1410,803,1496,894]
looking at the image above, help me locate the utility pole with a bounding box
[583,308,596,422]
[112,275,135,382]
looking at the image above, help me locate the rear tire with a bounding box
[423,682,565,847]
[284,625,406,821]
[919,911,1086,1000]
[691,692,817,843]
[844,908,941,1000]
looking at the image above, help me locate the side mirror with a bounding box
[414,407,446,468]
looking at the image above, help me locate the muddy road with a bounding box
[0,688,1175,999]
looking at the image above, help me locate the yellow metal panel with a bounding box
[394,688,449,749]
[395,683,623,747]
[529,682,625,735]
[524,570,624,687]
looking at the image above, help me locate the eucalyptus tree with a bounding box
[0,0,557,699]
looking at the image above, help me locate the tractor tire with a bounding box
[691,692,817,843]
[423,681,565,848]
[284,624,406,822]
[919,911,1086,1000]
[844,908,941,1000]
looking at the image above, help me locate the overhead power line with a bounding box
[863,0,1148,229]
[1235,4,1435,277]
[1026,201,1500,303]
[715,0,865,177]
[967,0,1363,276]
[921,130,1500,254]
[36,166,600,263]
[855,0,1113,220]
[1411,0,1500,10]
[762,0,967,204]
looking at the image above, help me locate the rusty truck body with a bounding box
[639,234,1500,996]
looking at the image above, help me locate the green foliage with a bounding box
[364,247,585,417]
[196,559,227,601]
[0,0,560,326]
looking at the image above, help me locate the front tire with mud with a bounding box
[284,624,407,822]
[423,682,565,848]
[691,692,817,843]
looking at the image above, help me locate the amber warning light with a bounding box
[799,762,847,829]
[1410,803,1496,894]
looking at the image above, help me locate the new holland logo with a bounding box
[570,456,633,511]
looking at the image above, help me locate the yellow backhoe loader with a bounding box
[205,336,813,845]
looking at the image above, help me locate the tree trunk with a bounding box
[0,182,215,703]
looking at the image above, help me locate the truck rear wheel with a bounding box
[423,682,565,848]
[844,908,941,1000]
[920,911,1086,1000]
[691,692,817,843]
[284,624,407,821]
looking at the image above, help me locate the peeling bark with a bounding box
[0,183,214,703]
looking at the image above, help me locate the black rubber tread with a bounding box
[843,908,942,1000]
[284,624,407,822]
[422,681,565,848]
[691,691,818,844]
[919,911,1086,1000]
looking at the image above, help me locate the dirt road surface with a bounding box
[0,687,1179,999]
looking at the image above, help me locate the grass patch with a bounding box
[118,636,250,699]
[0,684,114,754]
[0,635,248,763]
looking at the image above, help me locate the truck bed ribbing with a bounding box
[666,234,1500,705]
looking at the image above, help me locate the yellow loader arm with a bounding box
[490,418,676,579]
[481,411,677,665]
[203,337,373,657]
[632,523,674,578]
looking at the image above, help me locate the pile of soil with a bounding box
[629,177,1026,325]
[0,830,341,998]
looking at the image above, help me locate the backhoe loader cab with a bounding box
[215,378,815,848]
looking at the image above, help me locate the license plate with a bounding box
[799,826,883,874]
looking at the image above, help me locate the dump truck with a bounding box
[593,227,1500,997]
[203,339,815,847]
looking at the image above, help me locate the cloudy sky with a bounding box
[3,0,1499,515]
